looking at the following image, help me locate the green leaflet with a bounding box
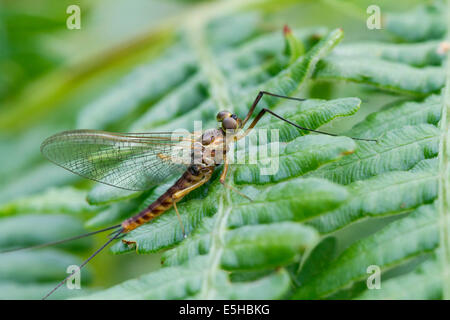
[232,29,344,118]
[0,163,78,205]
[219,28,327,73]
[293,204,439,299]
[0,125,65,185]
[308,169,438,233]
[0,249,90,284]
[0,186,101,217]
[296,237,337,286]
[234,135,356,184]
[161,216,215,267]
[222,222,319,270]
[356,257,442,300]
[211,270,290,300]
[346,94,442,139]
[76,49,198,130]
[384,1,447,42]
[78,255,291,300]
[332,41,445,67]
[87,183,142,206]
[314,57,445,97]
[129,73,208,130]
[0,214,91,251]
[78,256,208,300]
[228,178,349,227]
[284,27,305,64]
[308,124,439,185]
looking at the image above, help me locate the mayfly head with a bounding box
[216,110,242,132]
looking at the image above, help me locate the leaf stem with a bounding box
[185,21,233,112]
[437,0,450,299]
[199,188,232,298]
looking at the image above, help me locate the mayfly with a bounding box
[8,91,377,299]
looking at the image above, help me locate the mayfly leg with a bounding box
[219,153,252,201]
[238,91,378,142]
[241,90,307,127]
[172,197,186,238]
[168,174,211,238]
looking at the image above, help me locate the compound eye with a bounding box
[216,111,231,122]
[222,117,237,130]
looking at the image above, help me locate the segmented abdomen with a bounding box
[121,166,212,232]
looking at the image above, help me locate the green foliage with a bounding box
[294,203,439,299]
[314,58,445,97]
[0,187,102,217]
[0,0,448,300]
[384,1,447,42]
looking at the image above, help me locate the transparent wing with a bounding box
[41,130,196,191]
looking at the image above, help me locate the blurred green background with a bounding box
[0,0,434,298]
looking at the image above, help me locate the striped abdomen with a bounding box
[121,166,213,232]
